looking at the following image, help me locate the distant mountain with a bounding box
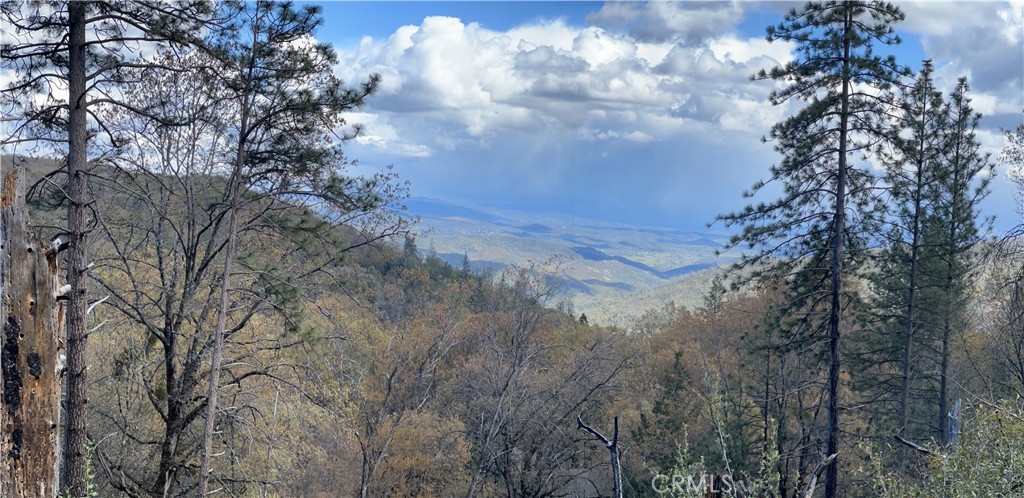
[405,197,508,224]
[571,246,663,276]
[406,197,736,325]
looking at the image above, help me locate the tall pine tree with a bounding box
[923,78,992,445]
[859,61,946,468]
[195,2,382,494]
[1,3,214,494]
[717,2,906,495]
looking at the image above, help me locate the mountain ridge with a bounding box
[406,196,736,325]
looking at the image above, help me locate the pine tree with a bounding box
[716,2,907,495]
[924,78,992,445]
[195,2,383,493]
[1,3,214,494]
[861,61,946,466]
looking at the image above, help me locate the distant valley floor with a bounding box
[407,197,737,326]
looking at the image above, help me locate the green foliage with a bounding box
[652,420,780,498]
[5,3,1016,497]
[718,4,909,495]
[716,0,910,380]
[720,0,906,301]
[60,440,98,498]
[854,61,950,448]
[866,400,1024,496]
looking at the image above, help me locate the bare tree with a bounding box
[0,167,65,497]
[576,415,621,498]
[459,266,632,497]
[352,294,466,498]
[77,43,400,494]
[1,3,215,494]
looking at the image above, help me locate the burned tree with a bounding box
[1,3,216,493]
[0,166,64,498]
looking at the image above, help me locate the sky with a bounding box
[311,1,1023,232]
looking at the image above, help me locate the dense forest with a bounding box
[1,1,1023,497]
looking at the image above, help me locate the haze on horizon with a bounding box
[318,1,1023,233]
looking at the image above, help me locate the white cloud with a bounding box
[572,26,637,67]
[579,128,655,143]
[348,112,434,158]
[708,35,793,66]
[330,2,1021,231]
[333,6,791,160]
[899,1,1022,117]
[586,1,744,44]
[998,0,1024,44]
[505,19,578,52]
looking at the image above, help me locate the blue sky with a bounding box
[312,1,1023,232]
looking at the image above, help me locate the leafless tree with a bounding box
[1,3,215,493]
[80,44,402,495]
[459,266,633,497]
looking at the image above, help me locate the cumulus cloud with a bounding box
[586,1,744,44]
[329,1,1020,230]
[900,1,1023,119]
[349,112,433,158]
[334,6,793,158]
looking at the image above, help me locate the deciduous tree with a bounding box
[1,3,214,494]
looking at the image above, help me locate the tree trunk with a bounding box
[937,120,960,446]
[198,105,248,496]
[197,180,240,496]
[61,3,91,496]
[1,167,65,497]
[577,415,621,498]
[825,8,853,498]
[898,116,927,470]
[938,271,953,444]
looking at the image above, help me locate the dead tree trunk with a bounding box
[577,414,622,498]
[0,167,65,497]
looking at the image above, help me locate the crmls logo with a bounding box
[651,472,756,496]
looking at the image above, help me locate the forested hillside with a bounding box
[1,1,1023,497]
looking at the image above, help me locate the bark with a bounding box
[197,69,251,492]
[898,100,929,470]
[576,415,621,498]
[61,3,91,496]
[938,267,953,443]
[824,8,852,498]
[197,149,243,496]
[938,102,965,445]
[1,167,65,497]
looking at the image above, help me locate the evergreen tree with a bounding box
[859,61,946,465]
[922,78,992,444]
[717,2,907,495]
[196,2,383,493]
[1,3,214,493]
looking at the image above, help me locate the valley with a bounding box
[407,197,738,325]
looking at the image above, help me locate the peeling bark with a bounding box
[0,166,64,497]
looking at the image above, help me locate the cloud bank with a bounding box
[332,1,1023,231]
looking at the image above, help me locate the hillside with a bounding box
[3,154,737,325]
[407,197,737,325]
